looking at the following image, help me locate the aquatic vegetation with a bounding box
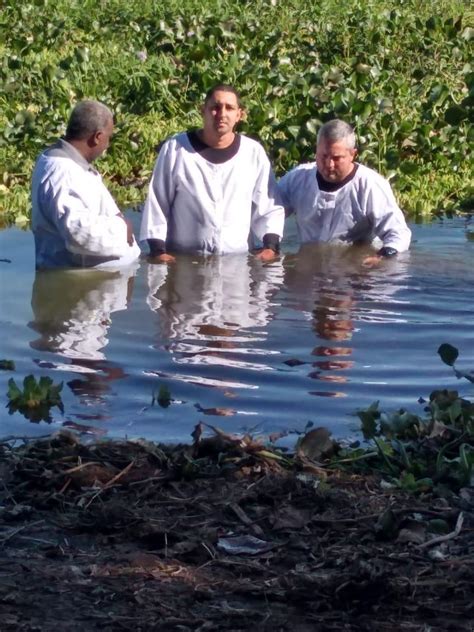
[0,360,15,371]
[333,343,474,492]
[151,384,172,408]
[438,342,474,383]
[0,0,472,224]
[188,342,473,495]
[6,374,64,422]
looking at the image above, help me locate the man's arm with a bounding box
[140,139,177,262]
[40,173,135,258]
[250,151,285,258]
[276,170,296,218]
[367,177,412,253]
[361,176,411,266]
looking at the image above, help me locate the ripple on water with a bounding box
[0,217,473,441]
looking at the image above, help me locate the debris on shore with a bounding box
[1,403,472,631]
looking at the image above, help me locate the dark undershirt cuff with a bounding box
[377,246,398,257]
[263,233,280,253]
[148,238,166,256]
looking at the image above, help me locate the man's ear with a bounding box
[87,131,101,148]
[93,130,103,146]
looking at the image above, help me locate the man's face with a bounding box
[91,117,114,161]
[202,90,242,137]
[316,138,357,182]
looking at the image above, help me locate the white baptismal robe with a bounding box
[140,133,284,254]
[32,139,141,269]
[278,163,411,252]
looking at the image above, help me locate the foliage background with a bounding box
[0,0,472,225]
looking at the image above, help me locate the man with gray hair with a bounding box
[278,119,411,261]
[31,100,140,269]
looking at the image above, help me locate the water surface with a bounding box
[1,215,473,443]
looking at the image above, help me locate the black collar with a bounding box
[316,163,359,192]
[187,130,241,164]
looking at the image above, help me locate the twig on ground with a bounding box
[417,512,464,550]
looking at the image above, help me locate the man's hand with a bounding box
[147,253,176,264]
[125,219,134,246]
[117,213,134,246]
[254,248,279,262]
[362,254,383,267]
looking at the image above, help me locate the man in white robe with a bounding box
[139,84,284,262]
[278,119,411,264]
[31,100,141,269]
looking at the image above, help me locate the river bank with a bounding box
[1,417,472,631]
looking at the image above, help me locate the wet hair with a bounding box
[65,100,114,141]
[204,84,243,108]
[317,119,356,150]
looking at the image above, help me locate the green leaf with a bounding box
[444,105,467,125]
[0,359,15,371]
[287,125,300,139]
[358,401,380,439]
[23,375,37,396]
[158,384,172,408]
[7,378,22,402]
[297,427,333,460]
[459,443,473,475]
[437,343,458,366]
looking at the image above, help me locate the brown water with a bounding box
[1,214,473,444]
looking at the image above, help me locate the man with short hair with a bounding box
[31,100,140,269]
[278,119,411,262]
[140,84,284,262]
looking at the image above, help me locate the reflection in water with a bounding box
[146,255,284,397]
[2,217,473,441]
[284,243,410,398]
[29,265,138,414]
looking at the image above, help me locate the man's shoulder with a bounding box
[292,162,316,173]
[282,162,316,181]
[34,150,76,176]
[155,131,191,155]
[238,134,269,154]
[354,163,390,186]
[33,148,91,190]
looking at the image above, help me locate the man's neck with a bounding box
[316,164,358,192]
[64,138,93,163]
[198,129,236,149]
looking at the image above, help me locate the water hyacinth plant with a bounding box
[0,0,472,225]
[7,375,64,423]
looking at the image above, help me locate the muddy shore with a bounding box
[0,429,472,631]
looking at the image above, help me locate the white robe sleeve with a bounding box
[366,177,411,252]
[140,139,177,242]
[41,172,131,258]
[277,169,296,216]
[249,148,285,241]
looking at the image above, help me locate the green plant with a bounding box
[1,0,472,224]
[438,343,474,383]
[151,384,172,408]
[329,342,474,492]
[0,359,15,370]
[7,374,64,422]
